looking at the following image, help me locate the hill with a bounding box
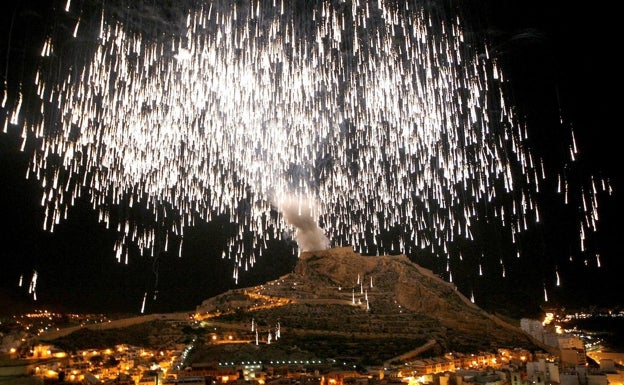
[191,246,543,366]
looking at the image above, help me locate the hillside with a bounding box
[192,247,542,365]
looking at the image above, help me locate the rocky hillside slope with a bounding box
[194,247,541,364]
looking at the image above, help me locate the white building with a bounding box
[526,358,560,384]
[520,319,544,342]
[558,336,584,350]
[560,366,608,385]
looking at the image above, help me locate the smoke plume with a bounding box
[278,195,330,253]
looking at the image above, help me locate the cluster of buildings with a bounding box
[1,342,184,384]
[2,308,623,385]
[399,350,623,385]
[162,345,624,385]
[1,310,117,358]
[520,317,588,367]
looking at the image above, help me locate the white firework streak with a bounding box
[9,0,565,277]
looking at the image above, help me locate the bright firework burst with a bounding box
[1,0,612,301]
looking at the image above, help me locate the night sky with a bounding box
[0,0,620,316]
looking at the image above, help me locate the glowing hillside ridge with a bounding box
[194,244,548,356]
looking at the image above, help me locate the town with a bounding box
[1,308,623,385]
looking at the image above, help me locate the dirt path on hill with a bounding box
[382,339,438,367]
[35,312,190,341]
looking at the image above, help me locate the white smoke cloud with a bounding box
[278,195,330,253]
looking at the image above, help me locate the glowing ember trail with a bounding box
[1,0,611,294]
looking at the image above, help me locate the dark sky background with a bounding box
[0,0,620,317]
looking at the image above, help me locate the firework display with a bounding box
[1,0,611,298]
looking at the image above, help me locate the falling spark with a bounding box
[571,126,578,155]
[0,0,611,292]
[28,270,38,295]
[140,292,147,314]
